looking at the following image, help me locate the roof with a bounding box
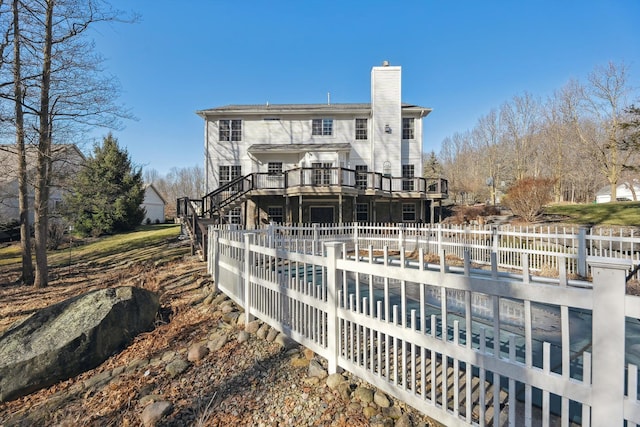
[248,143,352,154]
[144,183,167,204]
[197,103,431,118]
[0,144,85,185]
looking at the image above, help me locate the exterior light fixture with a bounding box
[384,124,392,134]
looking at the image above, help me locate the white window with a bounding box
[268,206,284,224]
[355,118,368,140]
[219,119,242,141]
[312,162,332,185]
[219,165,242,184]
[312,119,333,136]
[356,203,368,222]
[402,203,416,222]
[402,118,414,140]
[268,162,283,175]
[227,207,241,224]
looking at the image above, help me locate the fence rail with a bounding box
[260,222,640,280]
[209,223,640,426]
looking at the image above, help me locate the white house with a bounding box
[195,62,448,227]
[595,181,640,203]
[0,144,85,224]
[142,184,166,224]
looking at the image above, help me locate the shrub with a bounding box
[503,177,555,222]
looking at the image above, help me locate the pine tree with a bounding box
[65,134,145,236]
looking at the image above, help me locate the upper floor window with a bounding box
[402,118,414,140]
[355,118,368,140]
[268,162,283,175]
[312,118,333,136]
[219,119,242,141]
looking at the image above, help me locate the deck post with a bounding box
[325,242,342,374]
[589,257,631,426]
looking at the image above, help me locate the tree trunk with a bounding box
[34,0,54,288]
[13,0,34,285]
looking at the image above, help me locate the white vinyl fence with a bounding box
[264,223,640,280]
[208,224,640,426]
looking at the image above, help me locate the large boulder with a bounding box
[0,286,159,402]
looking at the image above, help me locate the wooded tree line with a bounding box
[0,0,131,287]
[438,62,640,205]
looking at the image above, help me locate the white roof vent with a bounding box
[382,60,390,67]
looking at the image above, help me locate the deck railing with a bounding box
[209,224,640,426]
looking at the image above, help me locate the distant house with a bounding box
[595,181,640,203]
[142,184,166,224]
[0,144,85,224]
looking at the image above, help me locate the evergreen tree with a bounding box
[65,134,145,236]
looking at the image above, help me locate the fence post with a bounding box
[244,233,255,325]
[210,228,219,293]
[325,241,342,375]
[577,226,588,277]
[588,257,631,426]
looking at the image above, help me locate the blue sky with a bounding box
[89,1,640,176]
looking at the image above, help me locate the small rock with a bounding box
[363,405,379,418]
[161,351,176,362]
[326,373,346,389]
[308,360,327,379]
[187,343,209,362]
[221,304,235,314]
[348,402,362,411]
[202,294,214,306]
[245,320,261,334]
[382,406,402,419]
[302,348,314,360]
[165,359,189,377]
[141,400,172,427]
[126,358,149,372]
[256,323,270,339]
[275,333,298,350]
[336,382,353,400]
[290,355,309,368]
[212,294,228,305]
[266,328,279,342]
[354,386,374,403]
[207,334,228,352]
[374,390,391,408]
[236,313,246,327]
[222,311,240,324]
[237,330,250,343]
[394,413,414,427]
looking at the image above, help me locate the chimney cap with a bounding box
[382,60,390,66]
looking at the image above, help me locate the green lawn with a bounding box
[0,224,184,267]
[544,202,640,226]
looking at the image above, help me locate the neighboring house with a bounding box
[595,181,640,203]
[142,183,166,224]
[196,62,448,227]
[0,144,85,224]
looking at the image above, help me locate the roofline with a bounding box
[196,103,432,119]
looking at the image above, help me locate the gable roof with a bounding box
[144,183,166,204]
[0,144,85,186]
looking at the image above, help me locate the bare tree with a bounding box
[3,0,134,287]
[12,0,34,284]
[570,62,634,202]
[500,92,541,180]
